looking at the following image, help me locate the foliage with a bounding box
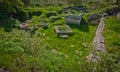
[22,0,30,6]
[0,1,120,72]
[0,0,23,13]
[0,0,24,31]
[0,7,97,71]
[0,14,20,31]
[15,8,28,21]
[104,16,120,54]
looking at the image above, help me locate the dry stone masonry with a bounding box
[87,13,107,62]
[93,17,105,52]
[65,14,83,25]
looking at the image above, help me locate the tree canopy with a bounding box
[0,0,24,14]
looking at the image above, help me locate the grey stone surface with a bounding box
[19,23,30,31]
[88,14,101,21]
[87,14,106,62]
[54,25,72,37]
[41,24,48,29]
[117,12,120,19]
[65,14,83,25]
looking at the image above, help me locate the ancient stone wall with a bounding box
[87,14,106,62]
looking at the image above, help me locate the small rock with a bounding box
[117,12,120,19]
[41,24,48,29]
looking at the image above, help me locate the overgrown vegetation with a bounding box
[0,0,120,72]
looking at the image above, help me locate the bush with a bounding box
[0,14,20,32]
[16,8,28,21]
[53,19,65,25]
[28,10,42,19]
[49,16,61,22]
[46,11,57,18]
[3,41,24,54]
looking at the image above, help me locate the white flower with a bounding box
[64,54,69,58]
[82,42,87,47]
[46,37,49,40]
[43,33,46,36]
[70,45,74,47]
[52,49,58,54]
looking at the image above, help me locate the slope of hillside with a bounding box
[0,0,120,72]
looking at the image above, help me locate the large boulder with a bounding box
[65,14,83,25]
[88,14,101,21]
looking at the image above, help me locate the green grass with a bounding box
[0,6,98,72]
[104,16,120,54]
[1,5,120,72]
[0,25,97,72]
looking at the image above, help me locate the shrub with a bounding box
[49,16,61,22]
[3,41,24,54]
[46,11,57,18]
[53,19,65,25]
[0,14,20,32]
[16,8,28,21]
[28,10,42,19]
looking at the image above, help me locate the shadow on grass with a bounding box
[67,18,89,32]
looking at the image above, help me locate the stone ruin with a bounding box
[19,23,29,31]
[65,14,83,25]
[54,25,72,38]
[19,23,39,36]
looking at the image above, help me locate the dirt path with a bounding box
[86,14,106,62]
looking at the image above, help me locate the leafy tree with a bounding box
[0,0,24,31]
[0,0,23,14]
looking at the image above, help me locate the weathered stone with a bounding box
[54,25,72,37]
[41,24,48,29]
[65,14,83,25]
[88,14,101,21]
[117,12,120,19]
[19,23,30,31]
[93,16,106,52]
[59,35,68,38]
[87,13,106,62]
